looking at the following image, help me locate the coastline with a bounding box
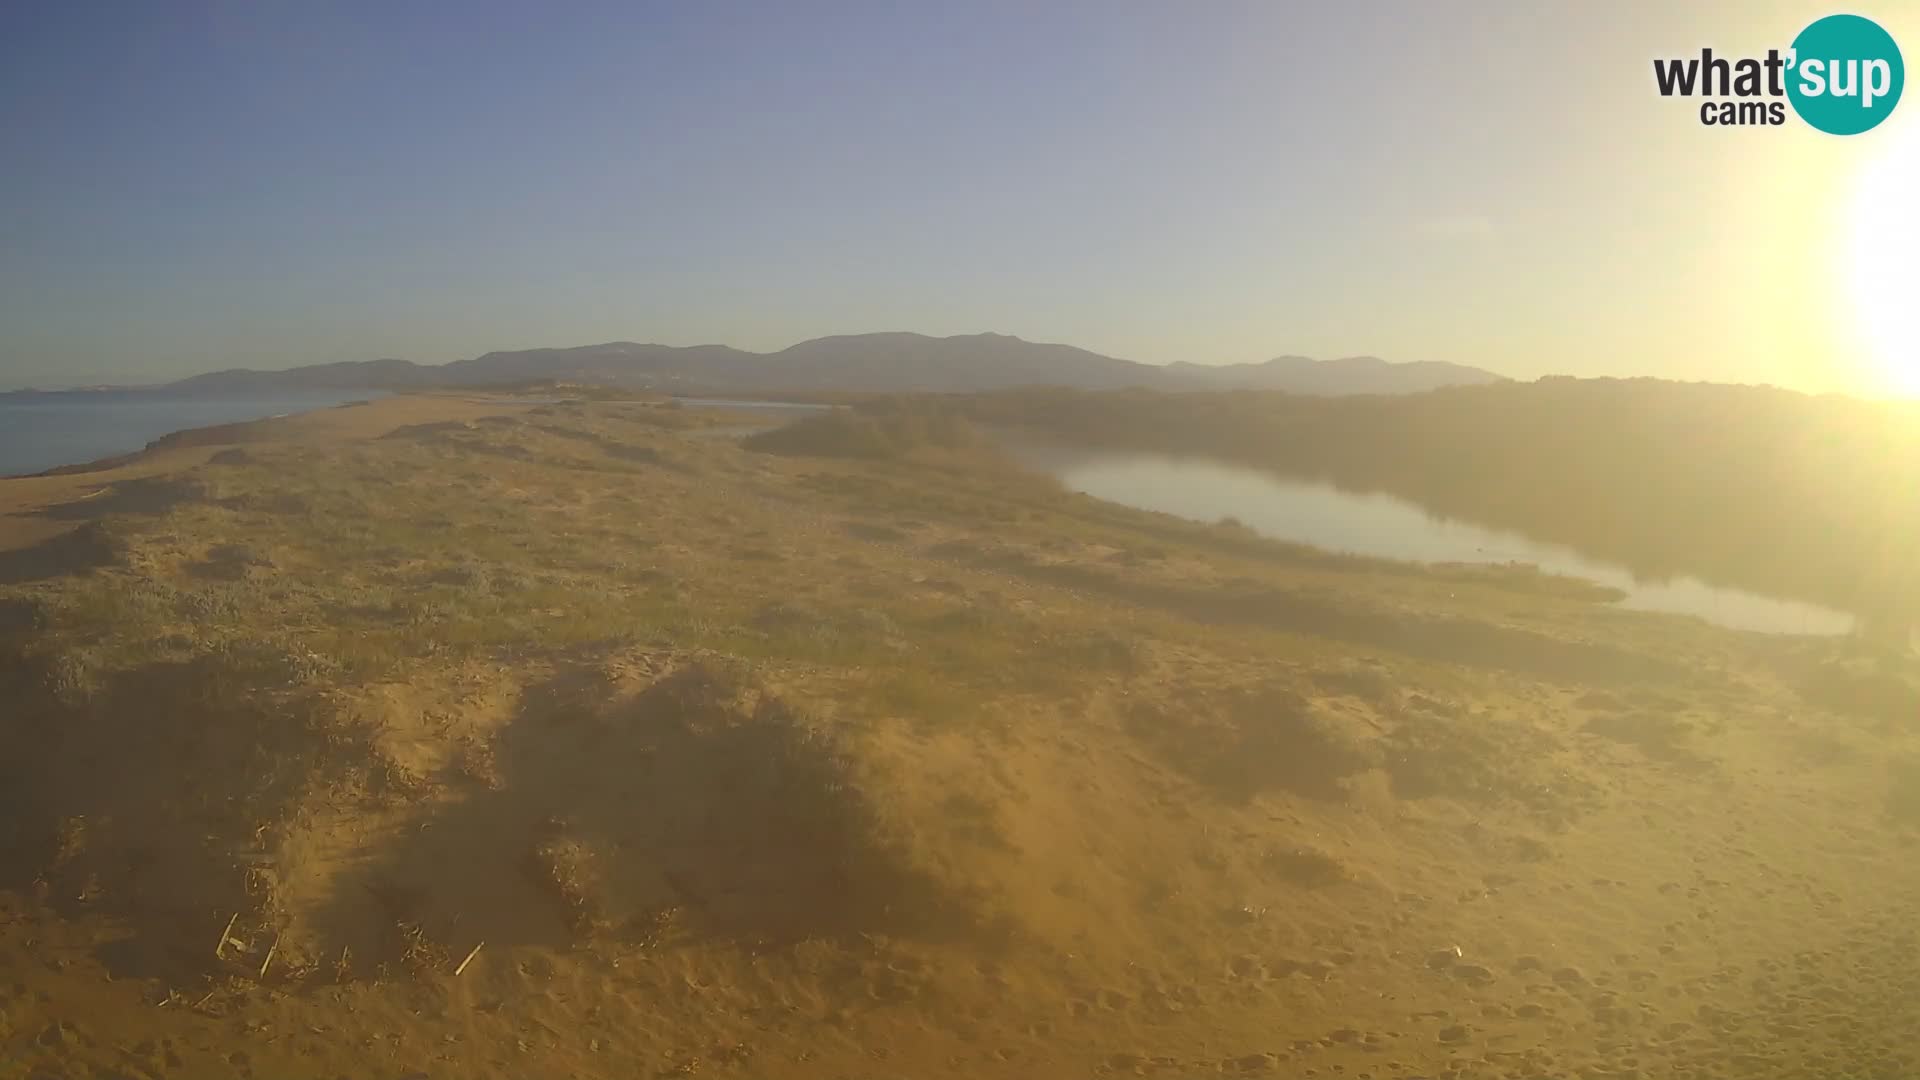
[0,389,404,480]
[5,392,1862,638]
[0,389,611,481]
[15,406,365,480]
[0,394,541,558]
[0,388,769,480]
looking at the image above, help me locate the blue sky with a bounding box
[3,1,1916,393]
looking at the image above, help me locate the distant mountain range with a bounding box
[23,333,1509,397]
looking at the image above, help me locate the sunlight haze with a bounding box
[5,6,1920,1078]
[2,0,1916,394]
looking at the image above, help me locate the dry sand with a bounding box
[0,395,1915,1079]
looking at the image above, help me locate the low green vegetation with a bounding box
[743,398,984,460]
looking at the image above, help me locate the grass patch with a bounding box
[744,400,985,461]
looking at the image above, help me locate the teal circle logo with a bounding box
[1787,14,1904,134]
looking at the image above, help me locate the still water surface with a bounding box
[5,394,1852,636]
[1005,441,1855,636]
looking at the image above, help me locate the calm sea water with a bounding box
[0,390,386,477]
[1004,440,1856,637]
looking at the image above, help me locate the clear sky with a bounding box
[3,1,1917,394]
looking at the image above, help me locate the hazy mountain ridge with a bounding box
[7,334,1506,397]
[435,333,1248,393]
[164,357,446,392]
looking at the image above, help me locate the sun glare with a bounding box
[1847,121,1920,396]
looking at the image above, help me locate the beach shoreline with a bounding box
[0,393,540,555]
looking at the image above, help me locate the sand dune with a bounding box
[0,396,1915,1078]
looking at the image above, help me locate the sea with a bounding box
[0,389,387,477]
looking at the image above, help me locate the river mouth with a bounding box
[999,438,1856,637]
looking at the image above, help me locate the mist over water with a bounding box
[1005,440,1858,636]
